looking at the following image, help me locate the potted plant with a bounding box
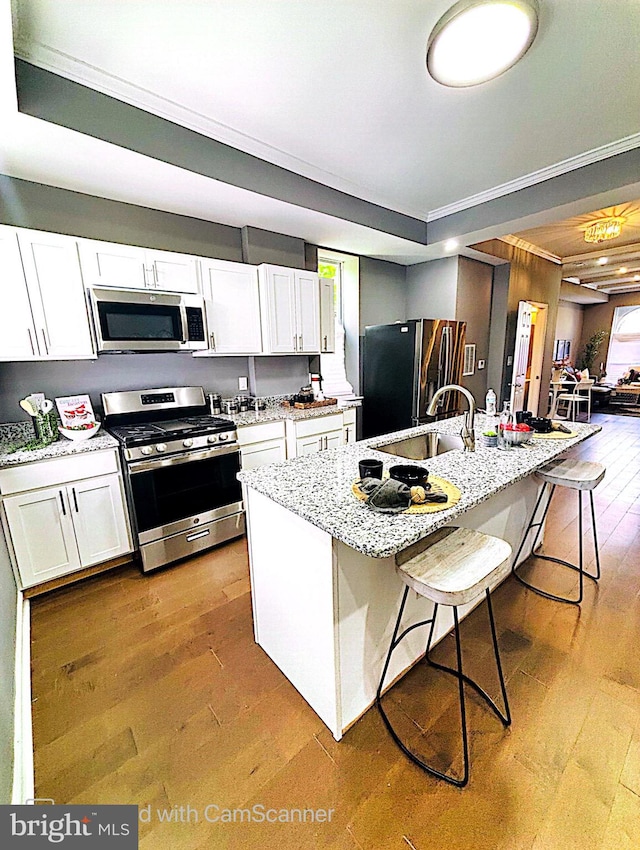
[578,329,608,374]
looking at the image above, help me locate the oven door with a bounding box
[90,287,187,352]
[127,444,243,544]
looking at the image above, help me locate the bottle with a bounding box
[485,388,497,416]
[497,401,514,450]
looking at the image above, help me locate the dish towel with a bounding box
[358,477,412,514]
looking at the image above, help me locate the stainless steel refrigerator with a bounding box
[363,319,466,438]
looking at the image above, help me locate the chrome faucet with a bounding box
[426,385,476,452]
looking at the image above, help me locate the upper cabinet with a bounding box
[258,265,320,354]
[77,239,199,293]
[199,259,263,355]
[319,278,336,354]
[0,226,94,362]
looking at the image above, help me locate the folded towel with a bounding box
[358,477,412,513]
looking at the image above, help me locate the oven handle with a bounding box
[128,443,239,474]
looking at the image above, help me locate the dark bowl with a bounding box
[389,464,429,488]
[529,417,553,433]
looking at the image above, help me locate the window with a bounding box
[605,306,640,383]
[318,253,354,398]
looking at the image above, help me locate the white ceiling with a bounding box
[4,0,640,263]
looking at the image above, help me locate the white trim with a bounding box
[499,235,562,264]
[11,594,33,805]
[427,132,640,222]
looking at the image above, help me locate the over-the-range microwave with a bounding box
[88,287,208,353]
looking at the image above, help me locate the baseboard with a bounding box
[11,593,34,804]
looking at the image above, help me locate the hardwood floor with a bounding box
[30,412,640,849]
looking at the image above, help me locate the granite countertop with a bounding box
[0,422,119,468]
[230,399,360,428]
[237,414,602,559]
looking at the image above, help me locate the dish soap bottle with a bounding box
[497,401,514,451]
[485,388,497,416]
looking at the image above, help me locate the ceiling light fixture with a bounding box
[426,0,539,87]
[635,275,640,282]
[444,238,459,251]
[583,216,626,244]
[619,267,628,274]
[597,257,608,265]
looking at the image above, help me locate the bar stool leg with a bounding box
[590,490,601,580]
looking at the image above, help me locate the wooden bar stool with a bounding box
[376,527,512,787]
[512,458,605,605]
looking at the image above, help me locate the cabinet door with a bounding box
[343,424,356,444]
[18,230,94,359]
[3,487,80,587]
[325,430,343,450]
[295,434,325,457]
[70,474,132,567]
[0,226,39,360]
[203,260,263,353]
[240,439,287,470]
[77,239,148,289]
[295,272,320,353]
[261,266,297,353]
[147,249,199,293]
[319,278,336,353]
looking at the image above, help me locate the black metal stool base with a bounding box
[376,585,511,787]
[512,482,601,605]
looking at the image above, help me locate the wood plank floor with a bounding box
[30,412,640,849]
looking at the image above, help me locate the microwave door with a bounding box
[92,290,183,351]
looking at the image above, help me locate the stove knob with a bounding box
[218,433,229,442]
[183,438,194,448]
[155,443,167,453]
[207,435,218,444]
[141,446,153,456]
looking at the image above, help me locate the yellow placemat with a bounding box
[352,474,461,514]
[532,427,578,440]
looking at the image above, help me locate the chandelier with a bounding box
[583,217,625,244]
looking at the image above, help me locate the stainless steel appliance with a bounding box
[89,287,207,352]
[103,386,244,572]
[362,319,466,438]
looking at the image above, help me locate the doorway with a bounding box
[510,300,548,414]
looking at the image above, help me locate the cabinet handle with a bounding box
[293,335,298,351]
[210,332,216,351]
[324,436,328,450]
[72,487,79,513]
[345,427,350,442]
[299,334,303,351]
[59,491,66,516]
[153,265,159,288]
[41,328,49,355]
[318,437,323,451]
[27,328,35,355]
[323,335,328,351]
[144,266,155,288]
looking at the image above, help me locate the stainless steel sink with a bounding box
[375,431,465,460]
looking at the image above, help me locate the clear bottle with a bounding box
[497,401,514,450]
[485,387,497,416]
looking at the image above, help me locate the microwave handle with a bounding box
[179,305,188,344]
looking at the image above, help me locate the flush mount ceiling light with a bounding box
[583,216,626,244]
[426,0,539,87]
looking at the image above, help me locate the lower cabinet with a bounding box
[342,407,357,444]
[0,450,132,589]
[286,413,345,459]
[238,421,287,470]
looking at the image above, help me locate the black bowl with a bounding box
[389,464,429,488]
[529,417,553,433]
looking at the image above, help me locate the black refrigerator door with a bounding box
[363,322,418,438]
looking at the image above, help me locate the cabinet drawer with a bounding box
[237,420,286,447]
[342,408,357,426]
[293,413,344,439]
[0,449,120,495]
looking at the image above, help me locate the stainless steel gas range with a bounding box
[103,386,245,572]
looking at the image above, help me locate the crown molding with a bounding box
[499,235,561,264]
[427,132,640,223]
[13,39,429,221]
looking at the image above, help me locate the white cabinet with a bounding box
[319,277,336,354]
[17,229,95,359]
[0,227,94,361]
[78,239,199,293]
[259,265,320,354]
[0,450,132,589]
[238,421,286,470]
[286,413,344,459]
[199,259,263,354]
[342,408,357,444]
[0,226,38,360]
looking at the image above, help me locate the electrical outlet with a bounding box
[507,355,513,367]
[238,376,248,391]
[478,359,486,370]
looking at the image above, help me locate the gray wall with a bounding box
[487,264,510,405]
[359,257,407,332]
[456,257,493,404]
[406,257,458,320]
[0,532,17,803]
[241,226,306,269]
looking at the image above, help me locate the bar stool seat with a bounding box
[376,527,512,788]
[512,458,605,604]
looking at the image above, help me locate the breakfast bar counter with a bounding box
[238,416,601,739]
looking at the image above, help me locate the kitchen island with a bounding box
[238,415,601,740]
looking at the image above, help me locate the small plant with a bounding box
[578,329,608,373]
[483,430,497,437]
